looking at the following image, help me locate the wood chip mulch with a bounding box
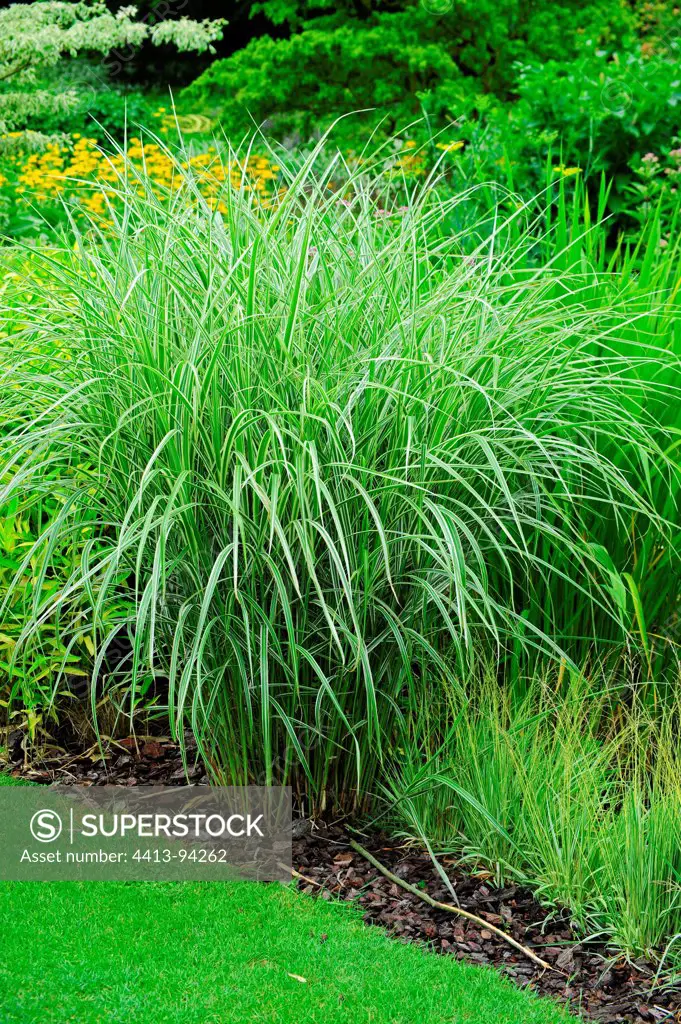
[291,822,681,1024]
[2,727,207,787]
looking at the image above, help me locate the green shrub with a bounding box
[511,37,681,213]
[183,0,632,141]
[35,82,160,141]
[183,12,471,141]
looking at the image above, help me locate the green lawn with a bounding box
[0,781,573,1024]
[0,880,574,1024]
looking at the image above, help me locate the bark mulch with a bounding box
[291,822,681,1024]
[3,734,679,1024]
[2,728,207,786]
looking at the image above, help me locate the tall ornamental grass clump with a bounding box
[0,136,677,805]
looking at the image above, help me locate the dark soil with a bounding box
[3,735,680,1024]
[2,727,207,786]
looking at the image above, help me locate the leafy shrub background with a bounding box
[184,0,634,139]
[180,0,681,232]
[510,38,681,210]
[2,1,679,232]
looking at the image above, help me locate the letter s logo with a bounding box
[29,809,62,843]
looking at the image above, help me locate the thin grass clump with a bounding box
[387,668,681,964]
[0,136,677,807]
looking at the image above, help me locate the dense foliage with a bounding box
[185,0,632,136]
[182,0,681,231]
[2,140,681,961]
[0,1,224,135]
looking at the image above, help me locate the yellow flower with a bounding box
[436,140,464,153]
[553,165,582,177]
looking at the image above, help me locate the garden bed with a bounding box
[291,825,681,1024]
[2,5,681,1023]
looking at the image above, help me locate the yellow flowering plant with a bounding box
[0,127,464,241]
[0,131,288,239]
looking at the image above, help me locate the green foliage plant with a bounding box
[0,1,225,136]
[182,0,633,143]
[1,132,677,808]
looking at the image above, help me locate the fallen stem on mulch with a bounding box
[349,839,556,973]
[280,863,324,889]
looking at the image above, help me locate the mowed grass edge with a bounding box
[0,774,574,1024]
